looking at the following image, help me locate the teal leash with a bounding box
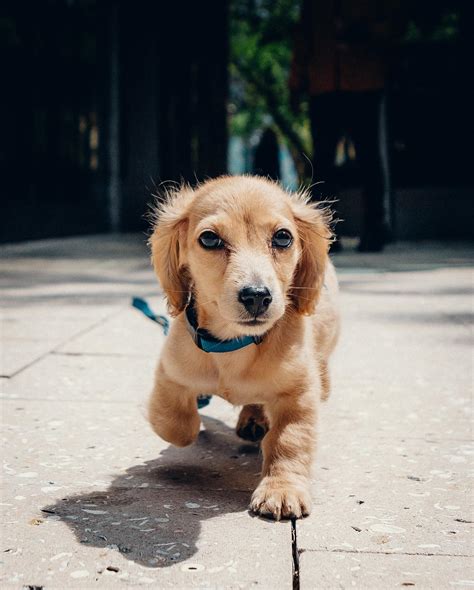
[132,297,212,410]
[132,297,170,334]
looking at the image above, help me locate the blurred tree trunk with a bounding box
[235,62,312,180]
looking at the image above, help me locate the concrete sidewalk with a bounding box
[1,235,473,589]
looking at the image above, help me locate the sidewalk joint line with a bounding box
[291,518,300,590]
[50,350,155,359]
[6,306,127,379]
[303,548,472,558]
[0,396,141,404]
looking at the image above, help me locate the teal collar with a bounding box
[185,298,264,354]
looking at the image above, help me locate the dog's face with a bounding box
[150,176,331,338]
[186,183,300,336]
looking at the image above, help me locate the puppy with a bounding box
[148,175,340,520]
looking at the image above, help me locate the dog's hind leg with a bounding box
[148,367,201,447]
[236,404,269,442]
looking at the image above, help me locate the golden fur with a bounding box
[148,175,340,520]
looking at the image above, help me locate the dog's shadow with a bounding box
[43,416,262,568]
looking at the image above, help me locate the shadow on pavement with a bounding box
[43,416,262,568]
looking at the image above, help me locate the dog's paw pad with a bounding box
[237,418,267,442]
[250,479,311,520]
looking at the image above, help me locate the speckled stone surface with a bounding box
[1,399,262,494]
[2,354,156,403]
[299,551,473,589]
[302,435,472,555]
[297,244,473,588]
[3,488,287,588]
[58,303,168,357]
[1,235,473,589]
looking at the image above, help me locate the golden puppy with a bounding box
[148,175,340,520]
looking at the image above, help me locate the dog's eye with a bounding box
[198,230,224,250]
[272,229,293,249]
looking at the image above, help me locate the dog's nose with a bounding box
[238,286,272,317]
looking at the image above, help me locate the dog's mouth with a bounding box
[237,318,268,327]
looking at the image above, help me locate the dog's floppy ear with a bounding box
[149,187,194,315]
[290,193,333,315]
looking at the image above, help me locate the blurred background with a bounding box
[1,0,472,245]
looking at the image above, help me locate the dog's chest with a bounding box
[215,380,267,405]
[211,353,271,405]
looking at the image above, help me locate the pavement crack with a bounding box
[291,518,300,590]
[51,350,154,358]
[6,306,125,378]
[305,548,472,558]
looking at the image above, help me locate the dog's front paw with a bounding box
[149,409,201,448]
[250,476,311,520]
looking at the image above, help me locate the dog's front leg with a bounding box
[148,365,201,448]
[250,390,317,520]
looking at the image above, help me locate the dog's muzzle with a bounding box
[238,285,272,317]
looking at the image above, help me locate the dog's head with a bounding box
[149,176,332,339]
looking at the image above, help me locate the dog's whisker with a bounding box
[290,286,323,290]
[195,299,216,308]
[291,293,317,302]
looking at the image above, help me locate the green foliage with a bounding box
[229,0,312,172]
[404,12,459,43]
